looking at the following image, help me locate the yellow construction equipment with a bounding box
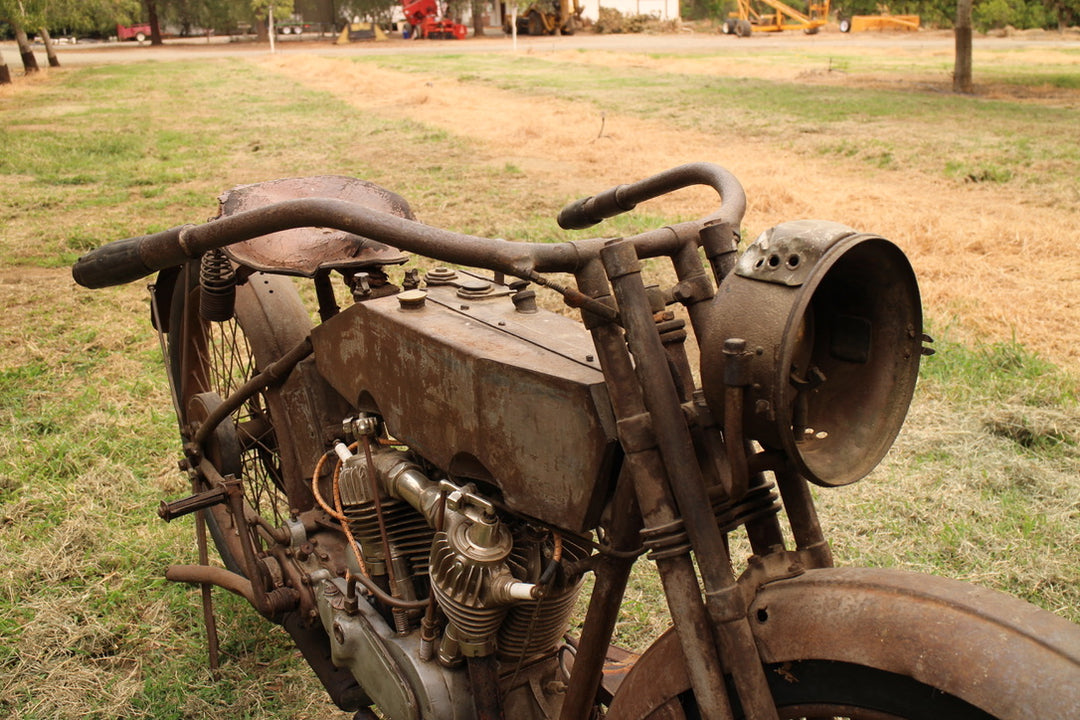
[721,0,830,35]
[839,13,920,31]
[335,22,389,43]
[505,0,584,35]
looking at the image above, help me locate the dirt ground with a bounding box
[250,36,1079,371]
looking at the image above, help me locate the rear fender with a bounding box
[606,567,1080,720]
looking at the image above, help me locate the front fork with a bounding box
[563,235,810,720]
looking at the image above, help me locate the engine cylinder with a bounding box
[429,517,516,657]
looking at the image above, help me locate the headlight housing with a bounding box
[700,220,924,487]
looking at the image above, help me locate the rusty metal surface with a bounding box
[607,567,1080,720]
[573,257,740,720]
[748,567,1080,718]
[700,222,923,487]
[311,280,619,534]
[733,220,857,287]
[218,176,410,277]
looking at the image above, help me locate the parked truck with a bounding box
[116,23,152,41]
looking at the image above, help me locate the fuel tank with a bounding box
[310,272,618,533]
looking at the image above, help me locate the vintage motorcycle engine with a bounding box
[304,271,611,718]
[321,440,587,719]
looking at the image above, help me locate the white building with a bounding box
[580,0,680,21]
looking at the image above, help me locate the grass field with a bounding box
[1,41,1078,718]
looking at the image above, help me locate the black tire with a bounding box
[167,263,313,575]
[669,660,998,720]
[735,19,753,37]
[527,11,544,35]
[721,18,736,34]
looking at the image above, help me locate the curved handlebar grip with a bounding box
[556,163,747,233]
[557,186,637,231]
[71,227,186,289]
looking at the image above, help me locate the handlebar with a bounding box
[557,162,746,231]
[72,163,746,289]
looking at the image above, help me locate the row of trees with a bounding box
[0,1,304,43]
[1,0,134,81]
[0,0,320,80]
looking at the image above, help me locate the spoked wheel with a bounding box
[663,661,997,720]
[167,262,314,575]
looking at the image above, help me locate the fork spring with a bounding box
[199,249,236,322]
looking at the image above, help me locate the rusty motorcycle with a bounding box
[72,163,1080,719]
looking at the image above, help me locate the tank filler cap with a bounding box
[397,289,428,310]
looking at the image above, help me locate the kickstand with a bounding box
[194,508,221,674]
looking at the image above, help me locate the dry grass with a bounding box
[262,52,1080,370]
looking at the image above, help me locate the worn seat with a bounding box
[217,176,412,277]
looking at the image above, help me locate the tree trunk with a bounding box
[12,18,39,73]
[0,47,12,85]
[472,0,484,36]
[146,0,164,45]
[256,13,270,42]
[953,0,973,93]
[40,28,60,68]
[268,6,276,53]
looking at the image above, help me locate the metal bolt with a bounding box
[352,272,372,301]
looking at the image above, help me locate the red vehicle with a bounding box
[402,0,468,39]
[116,23,151,41]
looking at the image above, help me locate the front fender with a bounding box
[606,567,1080,720]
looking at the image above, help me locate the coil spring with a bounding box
[199,249,236,322]
[640,478,782,561]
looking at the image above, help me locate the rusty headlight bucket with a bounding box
[700,220,924,487]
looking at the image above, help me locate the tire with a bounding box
[135,32,146,42]
[167,262,313,575]
[721,18,736,34]
[839,17,852,32]
[735,19,753,37]
[527,11,544,36]
[666,660,997,719]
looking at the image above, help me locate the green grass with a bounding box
[1,51,1078,717]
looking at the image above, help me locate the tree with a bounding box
[470,0,482,35]
[0,0,44,71]
[954,0,973,93]
[39,25,58,66]
[44,0,142,38]
[251,0,296,42]
[0,47,12,84]
[1047,0,1080,27]
[9,12,39,73]
[145,0,163,44]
